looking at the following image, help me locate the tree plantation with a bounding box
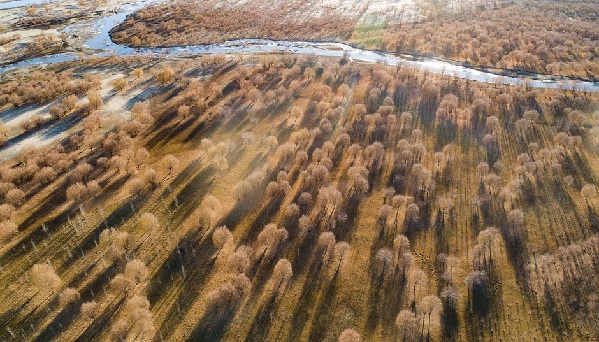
[0,0,598,341]
[0,52,597,341]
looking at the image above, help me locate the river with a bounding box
[0,0,58,10]
[1,0,599,92]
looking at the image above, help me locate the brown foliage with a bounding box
[58,288,80,307]
[338,328,361,342]
[112,0,357,48]
[383,2,599,79]
[29,263,61,292]
[80,301,99,319]
[0,220,18,245]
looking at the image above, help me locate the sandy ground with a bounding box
[0,0,139,63]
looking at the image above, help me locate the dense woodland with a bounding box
[110,0,357,47]
[384,0,599,80]
[111,0,599,82]
[0,53,598,341]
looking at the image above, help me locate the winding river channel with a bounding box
[1,0,599,92]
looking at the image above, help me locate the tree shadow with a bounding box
[307,272,340,341]
[441,302,459,340]
[33,300,80,341]
[151,238,217,339]
[365,269,385,334]
[288,250,325,340]
[187,298,242,342]
[77,296,125,340]
[244,292,279,342]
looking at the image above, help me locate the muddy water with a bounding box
[1,0,599,93]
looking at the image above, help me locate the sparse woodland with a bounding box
[0,52,598,342]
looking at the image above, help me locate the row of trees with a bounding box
[0,72,100,109]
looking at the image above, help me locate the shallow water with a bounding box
[0,0,57,10]
[2,0,599,93]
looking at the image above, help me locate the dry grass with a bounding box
[0,54,597,342]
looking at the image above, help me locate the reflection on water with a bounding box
[1,0,599,93]
[0,0,57,10]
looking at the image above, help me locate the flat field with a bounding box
[0,53,597,341]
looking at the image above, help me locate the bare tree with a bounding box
[266,177,291,201]
[486,116,499,134]
[507,209,524,237]
[271,258,293,292]
[439,254,460,285]
[363,142,385,170]
[338,328,361,342]
[375,248,394,277]
[298,215,313,240]
[124,259,149,285]
[475,227,501,268]
[396,309,418,342]
[34,166,57,185]
[99,228,132,264]
[476,162,489,180]
[58,288,80,307]
[284,203,300,222]
[0,204,15,221]
[156,67,174,85]
[405,203,419,228]
[80,301,99,320]
[333,241,350,274]
[315,186,343,229]
[86,91,103,111]
[417,295,442,340]
[111,274,135,295]
[162,154,179,180]
[394,234,411,262]
[298,192,313,214]
[29,263,61,293]
[391,195,406,232]
[581,184,597,206]
[177,104,191,120]
[346,166,369,197]
[205,274,251,313]
[0,220,18,245]
[113,295,154,339]
[408,268,428,304]
[112,78,128,92]
[440,285,459,309]
[132,68,144,79]
[378,204,393,235]
[318,231,336,264]
[199,195,222,230]
[257,223,288,261]
[139,212,159,232]
[227,245,252,275]
[212,225,232,258]
[4,188,25,207]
